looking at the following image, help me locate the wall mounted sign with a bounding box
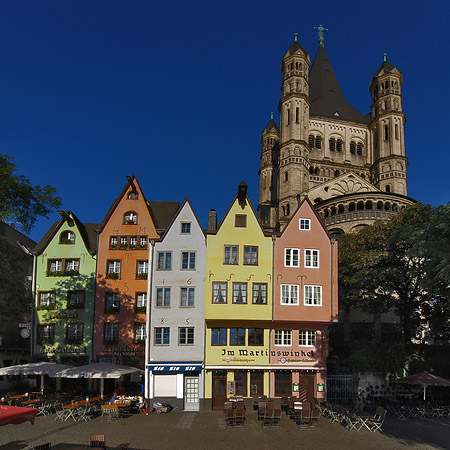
[40,346,86,354]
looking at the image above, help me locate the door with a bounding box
[184,376,199,411]
[299,374,315,405]
[212,371,227,410]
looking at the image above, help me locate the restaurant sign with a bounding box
[103,345,144,356]
[40,345,86,354]
[49,311,79,320]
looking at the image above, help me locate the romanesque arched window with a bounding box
[336,139,343,152]
[350,141,356,154]
[309,135,314,148]
[365,201,373,210]
[357,201,364,211]
[357,143,363,155]
[329,138,336,151]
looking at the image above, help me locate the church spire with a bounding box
[314,24,328,47]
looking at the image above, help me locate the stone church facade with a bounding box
[258,35,416,235]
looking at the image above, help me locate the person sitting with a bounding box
[110,391,118,404]
[136,395,147,413]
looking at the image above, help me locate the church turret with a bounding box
[369,54,408,195]
[278,33,311,228]
[258,113,279,229]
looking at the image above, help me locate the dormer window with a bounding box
[127,191,138,199]
[124,211,137,224]
[60,231,75,244]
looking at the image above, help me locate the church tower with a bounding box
[258,113,280,230]
[369,56,408,195]
[277,34,311,229]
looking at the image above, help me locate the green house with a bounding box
[32,211,99,365]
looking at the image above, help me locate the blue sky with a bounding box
[2,0,449,243]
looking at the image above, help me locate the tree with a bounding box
[0,153,61,234]
[339,203,450,346]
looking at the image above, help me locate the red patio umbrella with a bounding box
[0,405,38,426]
[394,371,450,401]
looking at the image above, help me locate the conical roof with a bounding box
[262,118,279,134]
[372,60,397,78]
[309,45,370,124]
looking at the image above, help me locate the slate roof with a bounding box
[0,222,36,254]
[309,45,370,124]
[373,61,397,78]
[262,118,279,134]
[147,201,180,234]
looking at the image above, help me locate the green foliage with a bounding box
[0,153,61,233]
[339,203,450,345]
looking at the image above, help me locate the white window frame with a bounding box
[107,260,121,274]
[281,284,299,305]
[178,327,194,345]
[67,323,83,341]
[180,287,195,307]
[181,251,196,270]
[157,252,172,271]
[135,323,146,341]
[304,285,322,306]
[39,291,55,306]
[136,292,147,308]
[49,259,62,272]
[156,287,171,308]
[137,260,149,274]
[299,218,311,230]
[285,248,300,267]
[304,249,319,268]
[299,330,316,346]
[274,329,292,346]
[65,259,79,272]
[180,222,191,234]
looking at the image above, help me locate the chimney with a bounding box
[208,209,217,232]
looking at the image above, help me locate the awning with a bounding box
[0,406,38,426]
[147,362,203,372]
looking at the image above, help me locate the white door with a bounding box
[184,376,199,411]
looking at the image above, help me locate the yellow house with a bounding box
[204,182,273,409]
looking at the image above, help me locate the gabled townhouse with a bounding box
[93,175,178,370]
[147,199,206,410]
[271,198,338,404]
[32,211,98,366]
[204,182,273,409]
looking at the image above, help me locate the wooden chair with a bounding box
[262,408,273,428]
[223,401,233,418]
[34,444,51,450]
[235,407,245,427]
[225,408,235,427]
[90,434,106,449]
[258,401,266,421]
[272,408,282,427]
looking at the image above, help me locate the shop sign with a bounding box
[40,346,86,354]
[103,345,144,356]
[49,311,78,320]
[148,361,202,372]
[273,349,316,365]
[317,383,325,392]
[293,382,300,392]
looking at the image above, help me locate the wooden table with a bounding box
[22,398,41,405]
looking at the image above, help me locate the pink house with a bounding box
[270,198,338,404]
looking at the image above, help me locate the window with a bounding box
[140,236,147,248]
[180,222,191,234]
[230,328,245,345]
[60,231,75,244]
[252,283,267,304]
[48,259,62,272]
[124,211,137,224]
[329,137,335,151]
[104,323,118,343]
[154,327,170,345]
[299,218,311,230]
[243,246,258,265]
[180,287,195,307]
[181,251,196,270]
[357,143,363,155]
[67,290,85,308]
[110,236,118,248]
[234,370,247,396]
[285,248,300,267]
[224,246,238,265]
[304,249,319,268]
[315,136,322,149]
[120,236,128,247]
[212,282,227,303]
[336,139,343,152]
[130,236,137,247]
[309,135,314,147]
[250,371,264,395]
[232,282,247,304]
[304,285,322,306]
[281,284,299,305]
[178,327,194,345]
[107,260,121,279]
[157,252,172,270]
[135,292,147,312]
[156,287,171,307]
[136,260,148,279]
[299,330,316,346]
[384,124,389,141]
[66,323,83,343]
[248,328,264,346]
[105,292,120,313]
[65,259,79,273]
[350,141,356,154]
[135,323,146,342]
[39,291,55,306]
[275,329,292,346]
[211,327,227,345]
[275,371,291,396]
[127,191,138,199]
[235,214,247,228]
[38,324,54,343]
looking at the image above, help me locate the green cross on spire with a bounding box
[314,24,328,47]
[383,52,387,62]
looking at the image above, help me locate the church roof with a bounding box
[309,45,370,124]
[262,118,279,133]
[373,60,397,78]
[285,40,309,56]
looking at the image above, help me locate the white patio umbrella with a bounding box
[0,362,74,394]
[53,362,143,397]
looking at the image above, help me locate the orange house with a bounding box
[93,176,166,368]
[270,198,338,403]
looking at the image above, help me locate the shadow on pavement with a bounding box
[0,442,27,450]
[383,416,450,450]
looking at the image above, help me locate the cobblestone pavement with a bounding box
[0,409,449,450]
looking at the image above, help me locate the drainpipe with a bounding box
[31,252,38,361]
[144,240,155,399]
[92,229,100,364]
[270,234,276,400]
